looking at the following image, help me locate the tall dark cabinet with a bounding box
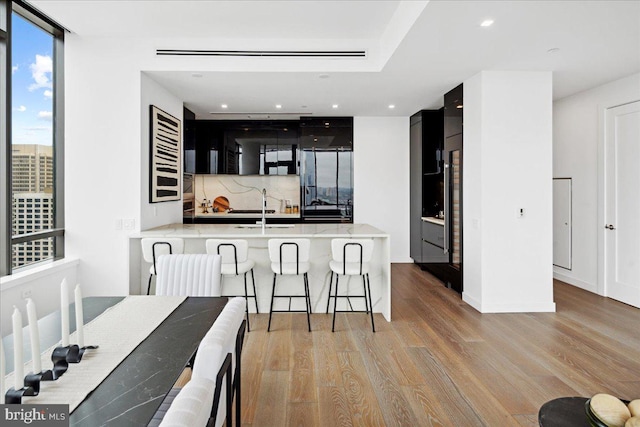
[410,110,444,263]
[441,84,464,293]
[410,84,463,293]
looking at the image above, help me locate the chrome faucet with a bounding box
[261,188,267,233]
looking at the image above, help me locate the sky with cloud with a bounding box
[12,13,53,146]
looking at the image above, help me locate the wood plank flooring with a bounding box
[236,263,640,426]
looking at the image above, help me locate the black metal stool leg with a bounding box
[366,273,375,333]
[243,272,250,332]
[326,272,333,313]
[146,274,153,295]
[362,275,370,314]
[268,273,277,332]
[332,275,339,332]
[251,268,259,313]
[304,273,312,315]
[304,273,311,332]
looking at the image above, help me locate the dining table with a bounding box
[2,296,228,426]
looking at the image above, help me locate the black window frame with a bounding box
[1,0,65,276]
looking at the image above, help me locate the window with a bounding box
[1,0,64,275]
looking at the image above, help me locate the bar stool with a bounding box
[267,238,312,332]
[327,238,375,332]
[206,239,258,332]
[141,237,184,295]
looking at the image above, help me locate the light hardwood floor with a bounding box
[238,263,640,426]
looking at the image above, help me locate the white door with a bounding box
[605,101,640,308]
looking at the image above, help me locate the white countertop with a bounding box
[132,223,389,239]
[422,217,445,226]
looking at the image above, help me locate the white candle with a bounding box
[74,284,85,348]
[26,299,42,373]
[1,340,6,403]
[12,306,24,390]
[61,279,70,347]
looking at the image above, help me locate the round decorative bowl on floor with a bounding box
[584,397,631,427]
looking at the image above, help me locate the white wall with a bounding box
[140,73,184,230]
[354,117,411,263]
[463,71,555,313]
[64,37,146,297]
[553,72,640,293]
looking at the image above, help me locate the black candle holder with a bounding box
[51,345,71,379]
[24,369,54,395]
[5,385,36,404]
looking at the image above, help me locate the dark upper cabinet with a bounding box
[183,108,196,174]
[444,83,463,140]
[299,117,353,149]
[422,110,444,175]
[188,120,299,175]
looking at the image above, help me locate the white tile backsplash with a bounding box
[195,175,300,212]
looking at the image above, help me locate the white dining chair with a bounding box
[205,239,258,331]
[158,377,217,427]
[141,238,185,295]
[327,238,375,332]
[193,297,245,426]
[267,238,312,332]
[155,254,222,296]
[155,297,246,427]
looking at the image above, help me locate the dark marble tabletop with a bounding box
[3,296,228,426]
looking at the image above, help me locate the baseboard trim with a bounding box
[462,292,556,313]
[553,271,598,294]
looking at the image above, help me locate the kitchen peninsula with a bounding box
[129,223,392,321]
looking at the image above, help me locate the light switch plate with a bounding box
[123,219,135,230]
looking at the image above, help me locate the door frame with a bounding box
[597,99,640,297]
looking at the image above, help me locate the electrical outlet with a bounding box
[516,208,525,218]
[21,289,32,299]
[123,219,135,230]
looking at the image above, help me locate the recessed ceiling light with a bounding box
[191,73,203,78]
[319,74,330,79]
[388,104,395,109]
[324,122,330,126]
[332,104,339,109]
[301,105,308,109]
[313,138,318,142]
[284,128,288,131]
[547,47,560,54]
[221,104,228,109]
[480,19,494,27]
[456,105,463,109]
[275,104,282,109]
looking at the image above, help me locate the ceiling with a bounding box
[29,0,640,118]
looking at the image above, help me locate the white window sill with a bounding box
[0,258,80,291]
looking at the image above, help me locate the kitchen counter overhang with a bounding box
[129,223,392,321]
